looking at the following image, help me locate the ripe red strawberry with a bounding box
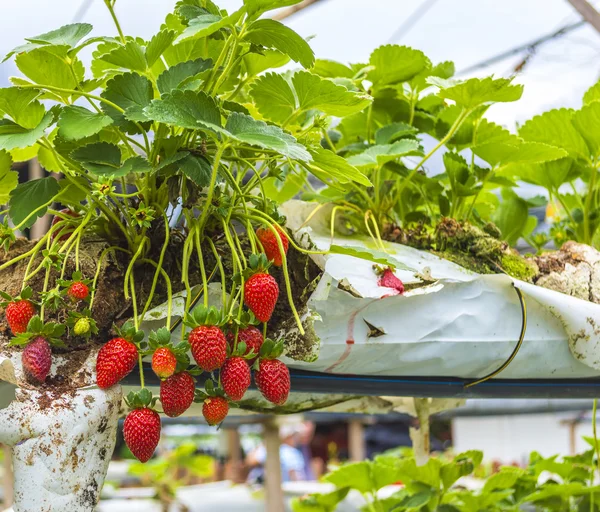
[160,372,195,418]
[50,208,79,243]
[377,268,404,295]
[257,226,289,267]
[96,337,138,389]
[152,347,177,379]
[221,357,251,401]
[188,325,227,372]
[255,359,290,406]
[22,336,52,384]
[244,273,279,323]
[5,299,36,334]
[67,281,89,301]
[227,325,263,361]
[123,408,161,463]
[202,396,229,426]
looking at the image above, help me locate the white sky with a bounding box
[1,0,600,130]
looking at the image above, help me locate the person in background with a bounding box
[246,424,306,483]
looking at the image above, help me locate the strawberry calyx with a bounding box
[226,310,261,359]
[125,388,158,410]
[0,218,16,253]
[114,320,145,346]
[193,377,226,403]
[183,305,227,329]
[9,315,65,348]
[252,337,285,370]
[243,253,272,280]
[147,327,190,374]
[67,309,98,339]
[0,286,35,308]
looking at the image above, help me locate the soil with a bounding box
[0,227,321,390]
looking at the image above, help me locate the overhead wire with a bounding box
[386,0,442,43]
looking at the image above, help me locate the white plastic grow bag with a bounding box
[280,200,600,379]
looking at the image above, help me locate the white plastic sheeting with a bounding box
[281,200,600,379]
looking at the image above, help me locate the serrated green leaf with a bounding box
[54,176,89,205]
[10,144,39,163]
[367,45,429,87]
[57,106,113,141]
[9,177,60,228]
[573,102,600,156]
[71,141,121,174]
[179,153,212,187]
[117,156,153,176]
[474,118,521,146]
[244,49,290,76]
[175,9,245,43]
[4,23,93,61]
[156,58,213,94]
[0,112,54,151]
[27,23,93,48]
[100,40,147,72]
[307,148,371,186]
[0,88,45,129]
[329,245,413,270]
[250,72,296,123]
[146,29,177,67]
[244,19,315,69]
[346,139,421,168]
[324,462,373,495]
[375,122,418,145]
[144,89,222,131]
[101,72,154,127]
[584,80,600,105]
[311,59,354,79]
[430,76,523,109]
[16,46,84,92]
[492,189,529,246]
[0,150,18,205]
[244,0,303,18]
[292,71,372,117]
[224,112,310,161]
[519,108,590,162]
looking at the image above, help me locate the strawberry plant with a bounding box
[294,441,600,512]
[0,0,384,464]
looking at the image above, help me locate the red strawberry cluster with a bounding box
[98,223,293,464]
[1,287,65,384]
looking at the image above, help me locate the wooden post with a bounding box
[567,0,600,33]
[409,398,431,465]
[2,444,13,510]
[264,420,284,512]
[272,0,321,21]
[226,428,243,483]
[28,158,50,240]
[348,420,365,462]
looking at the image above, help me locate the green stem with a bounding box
[39,267,51,319]
[197,144,226,232]
[245,215,304,335]
[193,224,210,308]
[593,399,600,482]
[140,213,170,323]
[89,246,130,309]
[397,108,470,199]
[139,258,173,330]
[123,238,147,300]
[207,238,227,309]
[103,0,127,43]
[584,168,598,244]
[11,198,55,232]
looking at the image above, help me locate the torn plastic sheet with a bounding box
[279,200,600,379]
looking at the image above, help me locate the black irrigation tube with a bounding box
[126,364,600,399]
